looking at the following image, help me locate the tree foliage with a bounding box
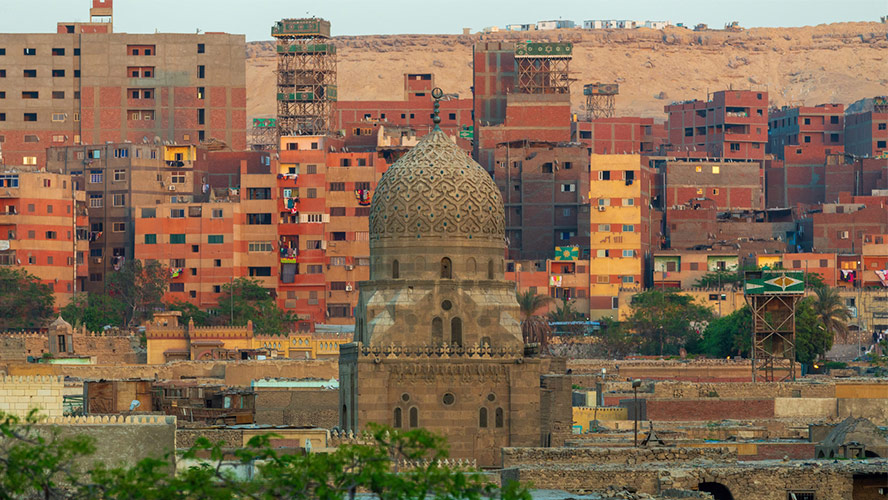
[216,278,298,335]
[0,411,528,500]
[61,293,127,332]
[693,266,826,289]
[623,289,713,356]
[593,317,640,358]
[700,306,753,358]
[0,267,55,331]
[809,286,850,343]
[795,297,834,365]
[515,290,553,344]
[107,259,169,326]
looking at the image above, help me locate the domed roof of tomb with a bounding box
[49,315,72,332]
[369,129,504,242]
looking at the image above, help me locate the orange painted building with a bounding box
[861,234,888,288]
[277,135,391,324]
[134,165,277,307]
[0,169,88,306]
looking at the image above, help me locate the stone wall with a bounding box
[652,381,836,399]
[501,446,737,467]
[0,375,63,418]
[254,388,339,427]
[0,331,143,365]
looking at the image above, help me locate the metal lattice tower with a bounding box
[874,96,888,114]
[514,42,572,94]
[249,118,278,151]
[584,83,619,119]
[744,270,805,382]
[272,18,337,138]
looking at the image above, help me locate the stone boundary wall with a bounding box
[652,381,836,399]
[501,446,736,468]
[41,415,176,425]
[646,398,775,421]
[0,375,63,418]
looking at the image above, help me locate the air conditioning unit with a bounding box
[168,185,176,191]
[345,265,354,271]
[345,284,354,292]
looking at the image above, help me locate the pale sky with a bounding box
[0,0,884,41]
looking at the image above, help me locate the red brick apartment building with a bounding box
[133,167,278,308]
[808,194,888,254]
[844,97,888,158]
[334,73,472,151]
[665,90,768,160]
[0,0,246,167]
[658,158,763,211]
[277,135,390,324]
[572,117,665,155]
[0,169,88,306]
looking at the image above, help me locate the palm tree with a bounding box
[516,290,554,346]
[811,286,851,343]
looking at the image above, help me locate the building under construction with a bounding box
[272,18,337,138]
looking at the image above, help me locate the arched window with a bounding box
[342,404,348,429]
[479,407,488,428]
[392,259,400,279]
[440,257,452,279]
[467,257,477,276]
[409,407,418,428]
[393,407,402,428]
[451,317,463,347]
[487,259,494,279]
[495,407,504,428]
[432,317,443,345]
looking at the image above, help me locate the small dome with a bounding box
[369,130,504,242]
[50,315,72,332]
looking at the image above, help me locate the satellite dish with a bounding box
[129,400,141,411]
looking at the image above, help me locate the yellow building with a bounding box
[588,155,651,319]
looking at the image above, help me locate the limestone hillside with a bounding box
[246,22,888,123]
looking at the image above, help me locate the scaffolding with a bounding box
[744,270,805,382]
[249,118,278,151]
[272,18,337,138]
[514,42,572,94]
[584,83,619,119]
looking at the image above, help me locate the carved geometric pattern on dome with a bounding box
[370,130,504,241]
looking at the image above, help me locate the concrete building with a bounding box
[665,90,769,160]
[47,143,201,292]
[588,154,652,318]
[807,194,888,254]
[277,135,390,325]
[844,97,888,158]
[493,140,590,260]
[0,0,246,167]
[0,168,87,305]
[340,128,571,467]
[659,158,763,211]
[133,165,277,308]
[768,104,844,160]
[572,117,665,155]
[652,250,739,289]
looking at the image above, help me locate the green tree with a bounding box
[594,317,640,358]
[61,293,127,331]
[809,286,850,343]
[0,411,529,500]
[217,278,298,335]
[624,289,713,356]
[165,300,212,327]
[0,267,54,331]
[515,290,553,344]
[700,306,752,358]
[107,259,168,326]
[795,297,834,365]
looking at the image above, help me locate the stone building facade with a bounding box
[339,125,571,467]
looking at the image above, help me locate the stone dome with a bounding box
[369,129,504,242]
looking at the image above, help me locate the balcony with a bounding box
[0,212,19,224]
[0,189,20,199]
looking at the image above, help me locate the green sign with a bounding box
[744,270,805,295]
[458,126,473,139]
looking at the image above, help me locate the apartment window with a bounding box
[212,209,223,218]
[191,245,199,253]
[91,222,103,232]
[0,70,5,78]
[598,224,610,232]
[45,231,57,240]
[22,69,36,77]
[622,249,635,258]
[306,188,318,198]
[622,224,634,232]
[24,135,39,143]
[23,156,37,165]
[141,208,156,218]
[22,91,39,99]
[89,170,103,184]
[113,169,126,182]
[51,91,66,100]
[170,234,186,244]
[112,222,126,232]
[248,267,272,277]
[307,165,317,174]
[197,65,205,78]
[197,87,205,100]
[171,172,185,184]
[306,265,323,274]
[52,113,66,122]
[624,198,635,206]
[197,108,205,125]
[23,113,37,122]
[188,206,202,217]
[112,194,126,207]
[560,231,575,240]
[169,283,184,292]
[247,187,271,200]
[804,135,811,143]
[830,133,839,143]
[247,213,272,225]
[89,194,103,208]
[0,113,5,121]
[248,241,273,252]
[208,235,224,244]
[144,234,157,244]
[329,182,345,191]
[621,276,634,284]
[331,232,346,241]
[330,207,346,217]
[598,171,610,180]
[730,143,740,152]
[214,260,222,267]
[879,123,887,130]
[0,92,4,99]
[355,207,370,217]
[197,43,205,54]
[561,183,576,192]
[52,69,65,77]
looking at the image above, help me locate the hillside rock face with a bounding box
[246,22,888,122]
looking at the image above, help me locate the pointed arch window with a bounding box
[440,257,452,279]
[451,317,463,347]
[394,407,402,428]
[432,317,443,345]
[409,407,418,428]
[392,259,400,279]
[479,407,488,428]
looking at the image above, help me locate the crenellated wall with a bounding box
[0,375,64,418]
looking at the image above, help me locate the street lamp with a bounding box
[632,379,642,447]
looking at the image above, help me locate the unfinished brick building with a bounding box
[665,90,768,160]
[0,0,246,167]
[844,96,888,158]
[572,117,665,155]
